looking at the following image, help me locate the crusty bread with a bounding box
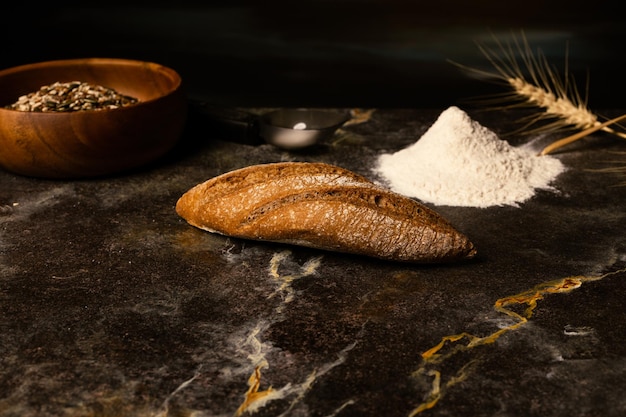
[176,162,476,263]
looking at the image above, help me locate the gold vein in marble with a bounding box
[235,365,282,416]
[234,332,359,416]
[343,108,376,126]
[267,250,322,312]
[235,251,359,416]
[408,268,626,416]
[234,321,290,416]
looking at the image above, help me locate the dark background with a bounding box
[4,1,625,108]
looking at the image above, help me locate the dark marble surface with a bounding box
[2,107,626,417]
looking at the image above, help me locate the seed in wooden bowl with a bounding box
[5,81,139,112]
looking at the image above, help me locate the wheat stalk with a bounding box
[450,32,626,155]
[539,113,626,155]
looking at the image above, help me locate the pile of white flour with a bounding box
[374,106,566,208]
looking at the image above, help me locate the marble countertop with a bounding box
[1,107,626,417]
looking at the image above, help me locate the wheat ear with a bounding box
[450,32,626,154]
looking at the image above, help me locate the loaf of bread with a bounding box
[176,162,476,263]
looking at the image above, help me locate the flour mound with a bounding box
[374,106,566,208]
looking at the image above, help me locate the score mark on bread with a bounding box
[176,162,476,263]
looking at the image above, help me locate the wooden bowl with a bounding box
[0,58,187,179]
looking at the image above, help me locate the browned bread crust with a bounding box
[176,162,477,263]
